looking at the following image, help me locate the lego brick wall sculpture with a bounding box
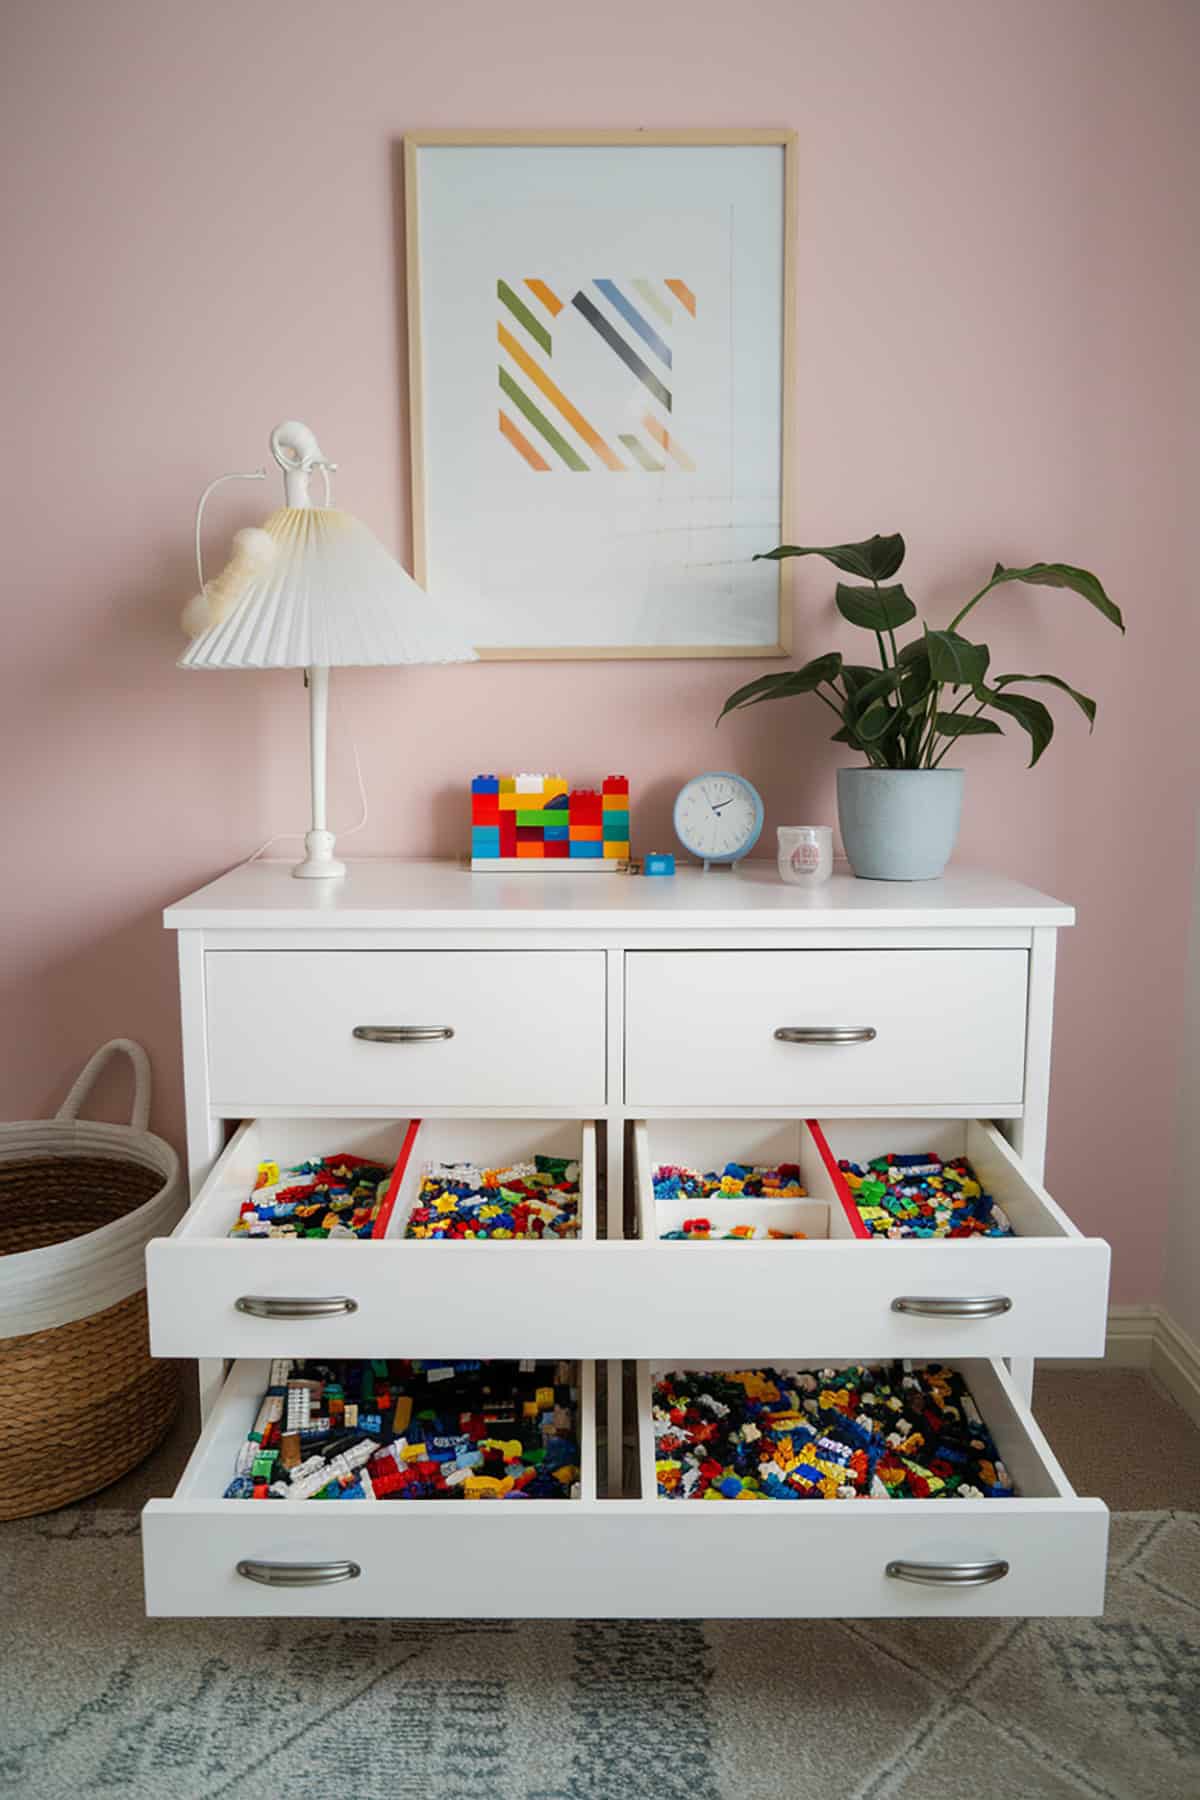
[470,774,630,869]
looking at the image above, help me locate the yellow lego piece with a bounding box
[254,1161,281,1189]
[602,792,626,810]
[535,1386,555,1411]
[480,1438,524,1462]
[499,777,515,792]
[544,777,569,797]
[464,1475,513,1499]
[603,840,630,858]
[498,791,520,810]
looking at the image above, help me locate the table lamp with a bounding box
[180,420,477,878]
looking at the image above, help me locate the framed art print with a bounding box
[404,129,795,659]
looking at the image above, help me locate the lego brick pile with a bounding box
[655,1161,808,1240]
[228,1154,393,1239]
[224,1359,581,1500]
[653,1363,1014,1500]
[404,1156,581,1239]
[471,773,630,861]
[838,1151,1014,1239]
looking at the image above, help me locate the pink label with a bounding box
[790,843,821,872]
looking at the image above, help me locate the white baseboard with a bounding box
[1055,1304,1200,1430]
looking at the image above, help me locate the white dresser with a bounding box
[142,859,1110,1619]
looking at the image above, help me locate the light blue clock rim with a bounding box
[673,771,765,865]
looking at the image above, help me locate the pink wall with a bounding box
[4,0,1197,1303]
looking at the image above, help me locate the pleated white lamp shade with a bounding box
[179,506,478,670]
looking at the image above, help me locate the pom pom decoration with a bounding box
[181,526,277,637]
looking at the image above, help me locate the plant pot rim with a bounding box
[838,766,964,776]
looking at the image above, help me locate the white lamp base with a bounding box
[292,828,346,880]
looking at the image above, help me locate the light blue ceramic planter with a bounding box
[836,768,965,882]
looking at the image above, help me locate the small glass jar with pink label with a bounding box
[777,825,834,886]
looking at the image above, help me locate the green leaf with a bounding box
[830,726,856,744]
[856,698,906,744]
[845,667,902,712]
[717,653,843,722]
[925,629,990,688]
[976,684,1055,766]
[839,663,881,698]
[753,534,906,581]
[953,561,1124,634]
[835,583,917,633]
[992,672,1096,728]
[933,712,1004,738]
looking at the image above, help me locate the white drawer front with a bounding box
[142,1357,1106,1618]
[628,1118,1110,1358]
[205,951,606,1109]
[147,1117,603,1358]
[625,949,1028,1107]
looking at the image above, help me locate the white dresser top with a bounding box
[163,859,1074,932]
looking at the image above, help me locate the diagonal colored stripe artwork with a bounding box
[497,278,695,470]
[497,279,552,355]
[593,279,672,368]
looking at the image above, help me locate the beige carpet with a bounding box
[0,1508,1197,1798]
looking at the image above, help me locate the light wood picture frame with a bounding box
[405,129,796,661]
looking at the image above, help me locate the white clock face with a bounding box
[675,775,760,861]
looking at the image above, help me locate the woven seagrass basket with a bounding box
[0,1041,185,1518]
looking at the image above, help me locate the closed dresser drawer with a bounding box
[205,951,606,1109]
[625,949,1027,1108]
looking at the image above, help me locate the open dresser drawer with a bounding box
[629,1117,1109,1358]
[142,1355,1106,1618]
[146,1117,599,1357]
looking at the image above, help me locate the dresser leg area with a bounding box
[197,1358,227,1424]
[1007,1357,1035,1405]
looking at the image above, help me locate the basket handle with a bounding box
[57,1039,152,1133]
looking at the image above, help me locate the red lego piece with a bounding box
[569,789,602,823]
[499,812,517,856]
[602,775,629,794]
[515,825,544,842]
[472,793,500,824]
[544,838,569,857]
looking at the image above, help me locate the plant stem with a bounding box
[947,576,997,634]
[921,685,973,769]
[929,698,989,769]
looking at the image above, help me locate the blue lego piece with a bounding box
[643,851,675,876]
[472,825,501,856]
[471,774,500,793]
[570,840,603,858]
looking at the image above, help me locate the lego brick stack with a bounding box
[470,774,630,867]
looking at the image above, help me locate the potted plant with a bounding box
[718,534,1123,880]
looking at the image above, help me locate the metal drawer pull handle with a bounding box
[774,1026,877,1045]
[353,1025,454,1043]
[886,1558,1010,1588]
[235,1295,359,1319]
[891,1295,1013,1318]
[237,1559,361,1588]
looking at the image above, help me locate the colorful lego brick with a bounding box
[516,810,549,828]
[544,824,569,841]
[515,825,544,842]
[604,840,630,858]
[544,777,569,798]
[603,775,629,795]
[471,774,500,794]
[516,773,545,793]
[471,826,501,856]
[472,794,501,824]
[545,791,569,811]
[571,823,602,842]
[516,841,545,858]
[499,813,517,856]
[602,811,630,838]
[569,792,603,823]
[602,792,628,812]
[498,790,520,811]
[570,840,603,858]
[545,839,570,858]
[499,777,516,793]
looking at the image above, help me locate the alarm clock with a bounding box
[673,772,764,868]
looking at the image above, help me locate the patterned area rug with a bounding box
[1,1511,1197,1799]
